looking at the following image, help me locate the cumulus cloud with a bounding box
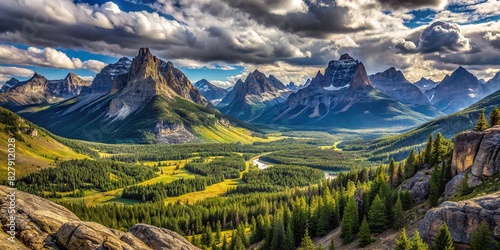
[0,45,106,73]
[484,32,500,49]
[418,21,471,53]
[376,0,447,10]
[0,66,35,82]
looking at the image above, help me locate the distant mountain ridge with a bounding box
[369,67,431,106]
[0,73,91,106]
[194,79,229,104]
[217,70,292,121]
[256,54,440,128]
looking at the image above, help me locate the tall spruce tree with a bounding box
[393,195,404,230]
[424,135,434,166]
[368,194,387,233]
[298,229,315,250]
[358,216,374,247]
[411,231,430,250]
[395,228,411,250]
[474,109,488,131]
[329,238,336,250]
[405,150,416,179]
[340,197,358,244]
[429,166,442,207]
[489,107,500,127]
[471,221,493,250]
[388,158,396,187]
[432,223,454,250]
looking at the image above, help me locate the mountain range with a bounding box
[193,79,229,105]
[15,48,259,144]
[0,73,91,107]
[217,70,292,121]
[255,54,440,128]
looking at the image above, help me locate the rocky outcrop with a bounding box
[446,127,500,199]
[194,79,229,103]
[419,192,500,245]
[0,186,199,250]
[400,168,432,204]
[81,57,132,95]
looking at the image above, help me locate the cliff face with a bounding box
[446,126,500,199]
[0,186,199,250]
[418,192,500,246]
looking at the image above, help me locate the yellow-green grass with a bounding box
[164,178,242,205]
[53,188,140,206]
[0,131,88,178]
[186,227,252,247]
[319,140,343,151]
[194,125,283,144]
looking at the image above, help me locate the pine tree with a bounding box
[405,150,416,179]
[340,197,358,244]
[474,109,488,131]
[393,195,404,230]
[388,158,396,187]
[328,238,336,250]
[459,172,471,196]
[368,194,387,233]
[429,166,442,207]
[285,222,295,250]
[433,133,446,166]
[489,107,500,127]
[316,243,325,250]
[471,221,493,250]
[201,225,215,247]
[216,220,222,244]
[270,219,285,250]
[395,228,411,250]
[410,231,429,250]
[424,135,434,166]
[359,216,374,247]
[432,223,454,250]
[298,229,315,250]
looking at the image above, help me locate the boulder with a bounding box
[419,192,500,245]
[0,185,79,249]
[451,130,483,175]
[129,224,199,250]
[55,221,150,250]
[400,168,432,204]
[0,186,199,250]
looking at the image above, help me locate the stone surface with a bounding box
[446,127,500,199]
[400,168,432,204]
[0,186,199,250]
[0,185,79,249]
[129,224,199,250]
[419,192,500,245]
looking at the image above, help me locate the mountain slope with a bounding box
[217,70,292,121]
[255,54,439,129]
[19,48,260,144]
[0,73,91,107]
[194,79,229,104]
[431,67,487,114]
[413,77,438,93]
[0,107,87,177]
[368,88,500,160]
[370,67,431,105]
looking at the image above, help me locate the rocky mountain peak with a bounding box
[349,62,372,90]
[339,53,354,60]
[1,78,19,92]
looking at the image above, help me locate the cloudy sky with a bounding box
[0,0,499,86]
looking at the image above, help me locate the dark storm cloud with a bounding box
[418,21,471,53]
[376,0,446,10]
[221,0,369,38]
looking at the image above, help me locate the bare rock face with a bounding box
[0,186,199,250]
[446,127,500,199]
[400,168,432,204]
[0,185,79,249]
[419,192,500,245]
[55,221,151,250]
[451,130,484,175]
[129,224,199,250]
[155,122,199,144]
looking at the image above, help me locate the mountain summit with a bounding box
[194,79,229,104]
[217,70,291,121]
[255,55,439,128]
[22,48,256,144]
[370,67,431,105]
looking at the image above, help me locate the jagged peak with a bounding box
[117,57,131,63]
[65,72,79,79]
[30,72,45,80]
[339,53,354,60]
[138,47,152,57]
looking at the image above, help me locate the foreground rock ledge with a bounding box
[418,192,500,247]
[0,186,199,250]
